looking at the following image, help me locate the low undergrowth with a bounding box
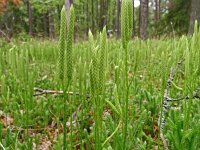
[0,31,200,149]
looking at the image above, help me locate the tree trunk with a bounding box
[86,0,89,34]
[43,11,49,37]
[27,0,33,36]
[188,0,200,35]
[139,0,149,40]
[96,0,99,30]
[99,0,107,31]
[116,0,121,38]
[112,0,117,34]
[92,0,95,33]
[155,0,160,22]
[65,0,73,32]
[49,12,55,38]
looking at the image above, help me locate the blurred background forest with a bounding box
[0,0,200,40]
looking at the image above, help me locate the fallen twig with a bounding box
[0,30,11,42]
[160,132,169,150]
[33,87,90,98]
[160,60,184,131]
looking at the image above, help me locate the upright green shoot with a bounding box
[89,26,107,150]
[66,5,75,150]
[58,6,66,83]
[121,0,133,149]
[58,5,74,150]
[58,6,67,150]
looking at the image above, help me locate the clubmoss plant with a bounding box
[99,27,107,94]
[57,5,74,150]
[89,27,107,149]
[58,6,66,82]
[121,0,133,149]
[90,46,100,149]
[57,6,68,150]
[66,6,74,83]
[66,5,75,150]
[58,6,67,150]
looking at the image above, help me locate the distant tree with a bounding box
[155,0,160,22]
[86,0,89,34]
[139,0,149,40]
[0,0,22,37]
[107,0,116,32]
[65,0,73,31]
[43,10,49,37]
[0,0,21,15]
[0,0,7,15]
[27,0,33,36]
[188,0,200,35]
[164,0,190,35]
[116,0,121,38]
[99,0,107,31]
[91,0,95,33]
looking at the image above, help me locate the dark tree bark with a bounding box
[139,0,149,40]
[99,0,107,31]
[43,11,49,37]
[27,0,33,36]
[188,0,200,35]
[116,0,121,38]
[97,0,99,30]
[86,0,89,34]
[49,12,55,38]
[92,0,95,33]
[155,0,160,22]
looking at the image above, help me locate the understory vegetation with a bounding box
[1,29,200,149]
[1,2,200,150]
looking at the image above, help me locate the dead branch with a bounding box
[0,30,11,42]
[33,87,90,98]
[160,132,169,150]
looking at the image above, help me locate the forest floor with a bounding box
[0,37,200,149]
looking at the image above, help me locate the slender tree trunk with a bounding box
[43,11,50,37]
[188,0,200,35]
[116,0,121,38]
[105,0,108,28]
[97,0,99,30]
[43,13,48,37]
[49,12,55,38]
[139,0,149,40]
[100,0,106,31]
[86,0,89,34]
[112,0,117,34]
[92,0,95,33]
[57,5,62,20]
[65,0,73,31]
[155,0,160,22]
[27,0,33,36]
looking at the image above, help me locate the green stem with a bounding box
[102,120,122,147]
[63,81,70,150]
[123,45,129,149]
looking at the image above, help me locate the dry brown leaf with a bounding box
[0,111,13,127]
[38,136,52,150]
